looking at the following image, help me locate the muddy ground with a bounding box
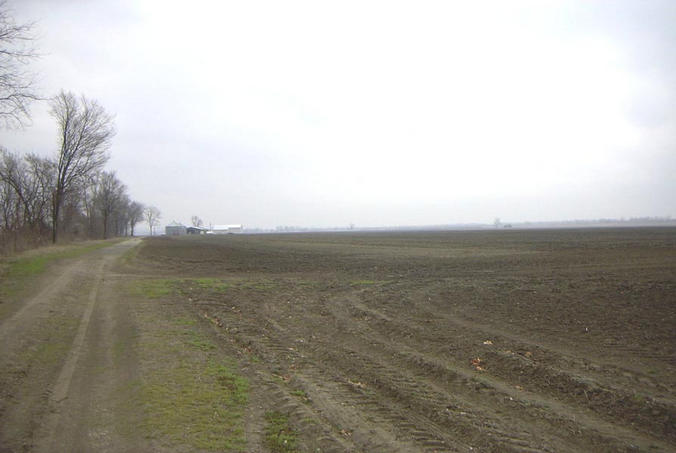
[130,227,675,452]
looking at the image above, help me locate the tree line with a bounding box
[0,3,160,253]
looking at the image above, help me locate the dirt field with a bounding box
[128,227,675,452]
[0,228,673,452]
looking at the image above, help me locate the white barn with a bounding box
[211,224,243,234]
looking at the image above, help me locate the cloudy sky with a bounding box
[2,0,675,229]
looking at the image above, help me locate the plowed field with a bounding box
[134,228,675,452]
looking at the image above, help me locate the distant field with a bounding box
[134,227,676,452]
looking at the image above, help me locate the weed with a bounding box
[290,389,310,403]
[264,411,298,452]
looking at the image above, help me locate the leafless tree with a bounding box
[128,201,144,236]
[0,148,51,228]
[191,215,203,227]
[93,171,126,239]
[50,91,115,243]
[0,1,39,128]
[144,205,161,236]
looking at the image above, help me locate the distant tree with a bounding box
[50,91,115,243]
[127,201,144,236]
[93,171,125,239]
[144,205,161,236]
[0,1,40,128]
[191,215,203,227]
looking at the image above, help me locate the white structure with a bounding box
[165,221,187,236]
[211,224,243,234]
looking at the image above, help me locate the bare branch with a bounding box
[0,1,39,128]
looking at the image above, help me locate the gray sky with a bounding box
[2,0,675,229]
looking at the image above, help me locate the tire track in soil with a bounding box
[35,259,106,450]
[193,282,673,453]
[198,296,518,452]
[349,292,676,445]
[0,239,141,453]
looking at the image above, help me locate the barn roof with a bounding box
[212,224,242,230]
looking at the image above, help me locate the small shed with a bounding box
[165,221,187,236]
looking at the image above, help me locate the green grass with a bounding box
[0,240,122,318]
[290,389,310,404]
[132,279,177,299]
[133,278,230,300]
[264,411,298,452]
[2,240,118,285]
[184,330,217,351]
[129,288,249,451]
[139,359,248,451]
[190,277,230,292]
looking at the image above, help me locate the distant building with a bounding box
[211,224,243,234]
[187,226,209,235]
[165,221,187,236]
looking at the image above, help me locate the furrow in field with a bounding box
[343,289,675,444]
[197,300,462,452]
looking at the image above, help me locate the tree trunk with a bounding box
[51,190,60,244]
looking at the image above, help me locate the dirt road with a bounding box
[0,239,142,452]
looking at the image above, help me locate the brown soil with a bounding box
[131,227,675,452]
[1,228,674,452]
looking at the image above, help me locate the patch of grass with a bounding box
[237,279,279,291]
[173,317,197,327]
[290,389,310,404]
[184,331,216,351]
[140,360,248,451]
[130,299,249,452]
[0,240,119,298]
[264,411,298,452]
[132,279,177,299]
[191,278,230,293]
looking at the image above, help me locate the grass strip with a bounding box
[0,239,122,311]
[129,279,249,451]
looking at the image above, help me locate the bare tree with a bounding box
[93,171,125,239]
[0,1,39,128]
[50,91,115,243]
[191,215,203,227]
[0,149,51,225]
[128,201,144,237]
[144,205,161,236]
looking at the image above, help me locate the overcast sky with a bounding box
[1,0,674,229]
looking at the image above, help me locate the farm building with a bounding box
[211,224,243,234]
[165,221,187,236]
[187,226,208,235]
